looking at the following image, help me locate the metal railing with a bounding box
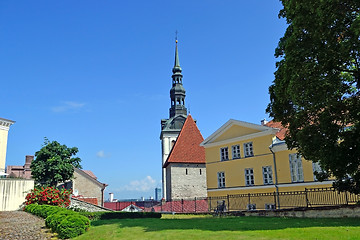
[105,187,360,213]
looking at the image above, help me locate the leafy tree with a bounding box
[31,138,82,187]
[267,1,360,193]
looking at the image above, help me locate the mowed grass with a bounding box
[73,214,360,240]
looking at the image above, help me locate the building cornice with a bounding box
[0,118,15,131]
[201,129,278,148]
[201,119,279,147]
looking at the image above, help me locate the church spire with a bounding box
[173,39,181,73]
[169,38,187,118]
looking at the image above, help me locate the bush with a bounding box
[46,210,76,232]
[24,204,89,239]
[57,215,90,239]
[25,186,72,207]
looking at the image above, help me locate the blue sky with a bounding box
[1,1,287,200]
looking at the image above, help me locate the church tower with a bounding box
[160,39,187,199]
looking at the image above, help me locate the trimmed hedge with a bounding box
[80,211,162,221]
[24,204,89,239]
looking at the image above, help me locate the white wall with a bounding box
[0,179,34,211]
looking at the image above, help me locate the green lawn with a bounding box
[73,214,360,240]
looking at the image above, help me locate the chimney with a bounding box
[261,119,268,126]
[24,155,34,169]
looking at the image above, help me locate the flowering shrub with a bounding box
[25,186,72,207]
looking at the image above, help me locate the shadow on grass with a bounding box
[91,216,360,232]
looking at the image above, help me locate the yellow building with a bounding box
[0,117,15,176]
[200,119,333,203]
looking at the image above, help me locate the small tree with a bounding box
[31,138,81,187]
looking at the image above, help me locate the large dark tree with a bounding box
[267,1,360,193]
[31,138,82,187]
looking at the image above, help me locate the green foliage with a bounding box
[267,0,360,193]
[30,138,81,187]
[79,211,162,221]
[57,215,90,239]
[46,210,77,232]
[24,204,89,239]
[25,186,72,207]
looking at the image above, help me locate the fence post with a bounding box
[194,197,197,213]
[248,193,251,207]
[209,197,211,212]
[305,188,309,208]
[227,195,230,212]
[182,199,184,213]
[345,191,349,205]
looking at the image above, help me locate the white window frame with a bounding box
[220,147,229,161]
[232,145,241,159]
[244,142,254,157]
[262,166,273,185]
[289,153,304,182]
[265,203,276,210]
[247,204,256,211]
[245,168,254,186]
[217,172,225,188]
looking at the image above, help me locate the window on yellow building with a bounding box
[289,154,304,182]
[232,145,241,159]
[245,168,254,186]
[244,142,254,157]
[262,166,273,185]
[312,162,327,181]
[217,172,225,188]
[220,147,229,161]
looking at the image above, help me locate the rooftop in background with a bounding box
[265,120,287,141]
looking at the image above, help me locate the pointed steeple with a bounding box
[169,38,187,118]
[173,40,182,73]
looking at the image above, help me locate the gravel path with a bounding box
[0,211,55,240]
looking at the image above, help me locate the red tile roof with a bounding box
[163,115,205,168]
[82,170,97,180]
[265,120,287,140]
[72,196,98,205]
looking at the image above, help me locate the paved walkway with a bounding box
[0,211,55,240]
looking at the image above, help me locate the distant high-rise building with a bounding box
[155,187,162,201]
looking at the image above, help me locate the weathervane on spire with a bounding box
[175,30,178,43]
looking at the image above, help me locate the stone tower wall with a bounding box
[166,163,207,200]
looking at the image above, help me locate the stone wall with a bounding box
[73,170,103,206]
[70,198,112,212]
[242,205,360,218]
[166,163,207,200]
[0,179,34,211]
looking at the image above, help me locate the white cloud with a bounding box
[96,150,110,158]
[51,101,86,112]
[120,176,157,192]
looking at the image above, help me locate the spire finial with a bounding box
[173,31,181,70]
